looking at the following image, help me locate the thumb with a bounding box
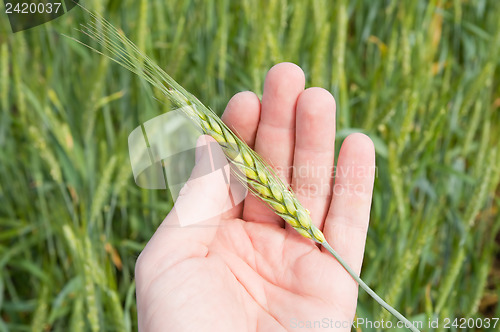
[172,135,231,227]
[138,136,230,271]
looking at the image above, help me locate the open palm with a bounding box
[135,63,376,332]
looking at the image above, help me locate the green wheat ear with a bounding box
[67,6,420,332]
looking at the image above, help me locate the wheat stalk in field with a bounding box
[67,7,420,331]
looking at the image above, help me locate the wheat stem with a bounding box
[322,242,420,332]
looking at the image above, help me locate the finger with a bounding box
[290,87,336,231]
[321,133,375,288]
[221,91,261,148]
[136,136,231,273]
[243,62,305,227]
[221,91,261,218]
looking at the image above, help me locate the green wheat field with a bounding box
[0,0,499,331]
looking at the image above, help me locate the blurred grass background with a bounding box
[1,0,499,331]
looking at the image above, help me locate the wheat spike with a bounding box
[200,108,326,243]
[71,7,326,244]
[67,7,420,331]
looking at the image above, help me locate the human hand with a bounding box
[135,63,376,331]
